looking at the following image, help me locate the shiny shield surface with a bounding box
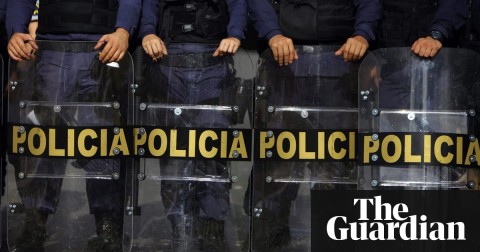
[6,41,134,251]
[129,44,254,251]
[358,48,480,190]
[251,45,360,251]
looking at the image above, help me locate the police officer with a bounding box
[246,0,381,250]
[6,0,140,251]
[378,0,469,57]
[139,0,246,250]
[248,0,381,64]
[377,0,469,110]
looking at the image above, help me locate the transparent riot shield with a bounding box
[129,44,254,251]
[0,53,4,249]
[358,48,480,189]
[251,45,359,251]
[6,41,133,251]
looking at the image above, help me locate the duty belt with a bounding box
[159,53,224,68]
[37,42,96,53]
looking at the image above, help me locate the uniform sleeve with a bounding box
[472,0,480,36]
[116,0,142,35]
[430,0,469,39]
[31,0,39,22]
[6,0,36,37]
[226,0,247,40]
[353,0,382,44]
[139,0,159,39]
[247,0,282,40]
[0,0,7,24]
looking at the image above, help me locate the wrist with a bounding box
[115,27,130,37]
[429,30,444,44]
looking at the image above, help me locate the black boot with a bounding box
[196,218,225,252]
[87,214,123,252]
[169,214,195,252]
[12,209,48,252]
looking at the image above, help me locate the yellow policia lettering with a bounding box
[12,126,26,154]
[49,129,65,156]
[381,135,401,163]
[363,134,480,166]
[78,129,97,157]
[110,129,130,156]
[11,126,249,159]
[198,130,217,158]
[259,131,275,158]
[13,127,249,159]
[259,130,355,160]
[434,136,454,164]
[28,127,46,156]
[139,129,248,159]
[230,131,247,158]
[68,129,75,156]
[171,129,188,157]
[405,135,421,163]
[299,132,315,159]
[328,132,347,160]
[465,139,480,165]
[277,132,296,159]
[147,129,168,157]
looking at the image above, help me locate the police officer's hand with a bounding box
[95,28,130,63]
[142,34,168,61]
[268,35,297,66]
[7,33,38,61]
[213,37,241,57]
[411,36,442,58]
[335,36,368,61]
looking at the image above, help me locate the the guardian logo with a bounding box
[326,196,466,241]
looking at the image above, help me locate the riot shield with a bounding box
[5,41,133,251]
[358,48,480,189]
[0,53,4,249]
[251,45,359,251]
[128,44,254,251]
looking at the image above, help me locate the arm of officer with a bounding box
[6,0,37,61]
[411,0,469,57]
[248,0,297,66]
[95,0,141,63]
[213,0,247,56]
[140,0,168,60]
[0,0,6,24]
[335,0,381,61]
[28,1,39,39]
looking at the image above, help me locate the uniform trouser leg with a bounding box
[157,44,232,251]
[249,161,300,250]
[161,160,230,251]
[11,157,66,251]
[85,159,125,251]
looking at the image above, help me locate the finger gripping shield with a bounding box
[358,48,480,190]
[129,44,253,251]
[6,41,134,251]
[251,45,360,251]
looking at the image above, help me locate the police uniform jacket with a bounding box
[139,0,247,42]
[0,0,6,24]
[6,0,141,41]
[378,0,469,47]
[247,0,381,44]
